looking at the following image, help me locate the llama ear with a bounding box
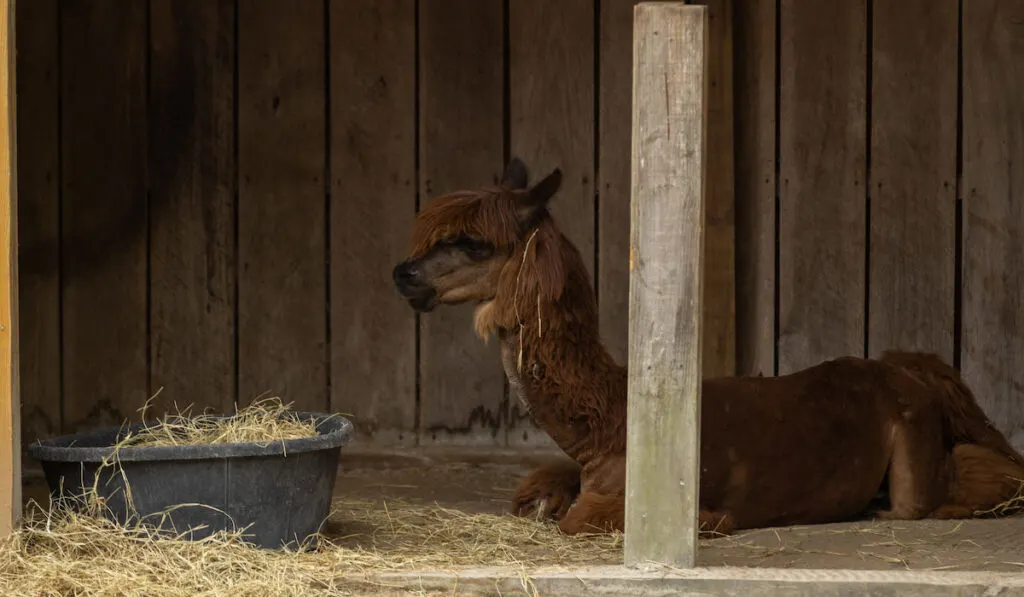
[514,167,563,223]
[529,168,562,204]
[500,157,529,190]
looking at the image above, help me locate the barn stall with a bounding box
[1,0,1024,594]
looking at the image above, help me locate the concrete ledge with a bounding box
[367,565,1024,596]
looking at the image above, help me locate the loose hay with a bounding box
[6,393,621,595]
[2,397,626,595]
[0,496,624,597]
[119,395,321,448]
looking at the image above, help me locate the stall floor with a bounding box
[21,450,1024,573]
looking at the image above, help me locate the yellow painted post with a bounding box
[0,0,20,538]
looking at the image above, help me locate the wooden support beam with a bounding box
[625,2,707,569]
[0,0,19,537]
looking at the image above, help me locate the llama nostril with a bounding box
[393,262,419,285]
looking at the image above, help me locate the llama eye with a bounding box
[460,237,494,260]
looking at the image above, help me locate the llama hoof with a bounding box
[511,462,582,522]
[513,492,575,522]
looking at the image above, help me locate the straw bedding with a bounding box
[0,398,624,596]
[0,497,624,596]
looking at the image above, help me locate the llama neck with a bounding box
[496,267,628,464]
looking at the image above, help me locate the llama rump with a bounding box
[392,157,1024,536]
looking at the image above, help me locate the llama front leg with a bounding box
[558,492,735,538]
[512,460,582,522]
[558,492,623,534]
[875,407,951,520]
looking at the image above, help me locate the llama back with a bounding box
[880,350,1024,466]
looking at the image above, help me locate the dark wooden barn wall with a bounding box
[14,0,737,451]
[735,0,1024,451]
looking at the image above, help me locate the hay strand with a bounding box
[972,478,1024,518]
[120,395,321,448]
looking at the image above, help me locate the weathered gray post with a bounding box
[625,1,708,569]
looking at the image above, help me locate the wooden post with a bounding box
[625,2,707,568]
[0,0,19,537]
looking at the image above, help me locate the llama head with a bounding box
[392,157,563,313]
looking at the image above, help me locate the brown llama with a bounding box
[392,157,1024,535]
[876,350,1024,519]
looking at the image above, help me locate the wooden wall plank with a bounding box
[778,0,866,374]
[692,0,735,379]
[868,0,957,362]
[237,0,327,411]
[330,0,417,446]
[0,0,19,536]
[601,0,735,378]
[60,1,148,429]
[733,0,777,378]
[509,0,594,447]
[149,0,236,417]
[596,0,636,368]
[416,0,506,446]
[14,0,59,446]
[962,0,1024,450]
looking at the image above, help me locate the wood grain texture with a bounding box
[625,3,706,568]
[868,0,956,362]
[605,0,733,379]
[961,0,1024,449]
[0,0,19,535]
[330,0,417,446]
[509,0,594,448]
[778,0,867,374]
[14,0,59,447]
[237,0,327,410]
[149,0,236,416]
[692,0,735,379]
[60,0,149,430]
[597,0,637,368]
[733,0,777,378]
[416,0,506,446]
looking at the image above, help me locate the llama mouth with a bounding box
[408,293,438,313]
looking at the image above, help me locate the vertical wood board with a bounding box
[733,0,777,378]
[778,0,867,374]
[961,0,1024,449]
[868,0,957,362]
[509,0,594,447]
[692,0,735,379]
[149,0,237,416]
[0,0,19,535]
[330,0,417,446]
[237,0,327,411]
[416,0,507,446]
[597,0,637,368]
[14,0,59,445]
[60,0,149,429]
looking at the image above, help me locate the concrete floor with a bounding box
[22,449,1024,574]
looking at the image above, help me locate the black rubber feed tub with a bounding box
[28,412,353,549]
